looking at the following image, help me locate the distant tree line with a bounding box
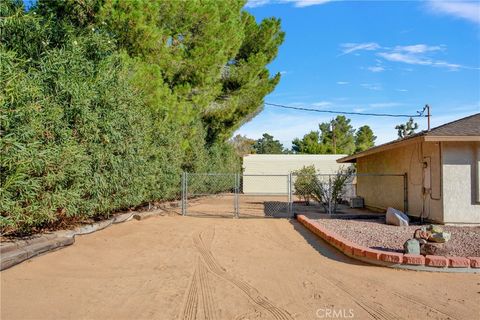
[231,115,421,156]
[231,115,377,155]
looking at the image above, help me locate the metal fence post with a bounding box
[328,174,332,215]
[235,173,240,218]
[288,173,292,217]
[181,172,185,215]
[403,172,408,213]
[184,172,189,216]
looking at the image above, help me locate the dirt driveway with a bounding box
[1,216,478,320]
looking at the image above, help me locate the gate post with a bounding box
[181,172,185,215]
[181,172,188,216]
[288,173,292,217]
[234,173,240,218]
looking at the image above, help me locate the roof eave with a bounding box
[423,135,480,142]
[337,136,424,163]
[337,134,480,163]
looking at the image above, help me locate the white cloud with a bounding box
[396,89,408,92]
[289,0,331,7]
[246,0,332,8]
[340,42,380,55]
[378,52,432,65]
[340,41,469,71]
[312,101,332,107]
[432,61,463,69]
[378,51,463,71]
[426,0,480,25]
[367,66,385,72]
[245,0,271,8]
[336,81,349,85]
[394,44,444,54]
[361,83,382,91]
[377,44,466,70]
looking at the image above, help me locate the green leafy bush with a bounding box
[292,165,317,205]
[0,0,282,234]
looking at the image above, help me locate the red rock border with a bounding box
[297,215,479,272]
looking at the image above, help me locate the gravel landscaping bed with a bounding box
[316,218,480,257]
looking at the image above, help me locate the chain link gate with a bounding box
[181,172,408,218]
[181,173,239,217]
[239,174,292,218]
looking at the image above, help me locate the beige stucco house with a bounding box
[338,113,480,224]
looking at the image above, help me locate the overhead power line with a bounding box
[264,102,427,118]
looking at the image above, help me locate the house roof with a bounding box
[338,113,480,163]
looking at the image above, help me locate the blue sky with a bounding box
[236,0,480,146]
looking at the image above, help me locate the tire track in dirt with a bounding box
[319,275,402,320]
[344,270,460,319]
[392,292,458,320]
[180,268,199,320]
[193,230,293,320]
[234,309,264,320]
[179,228,217,320]
[197,258,218,320]
[354,271,460,319]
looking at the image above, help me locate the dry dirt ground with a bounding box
[1,215,479,320]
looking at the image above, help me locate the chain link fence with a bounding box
[291,173,407,215]
[181,172,407,218]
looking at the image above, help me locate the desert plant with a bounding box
[310,167,355,214]
[293,165,317,205]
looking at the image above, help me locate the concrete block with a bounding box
[447,257,470,268]
[425,255,448,267]
[380,252,404,263]
[403,254,425,265]
[467,257,480,268]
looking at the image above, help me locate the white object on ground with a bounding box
[386,207,409,226]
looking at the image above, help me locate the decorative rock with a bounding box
[403,238,420,255]
[427,224,443,233]
[413,228,431,240]
[428,231,451,243]
[420,242,450,256]
[385,207,409,226]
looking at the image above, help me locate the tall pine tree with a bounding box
[355,125,376,152]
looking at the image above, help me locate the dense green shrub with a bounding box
[293,165,317,205]
[0,0,282,234]
[1,37,150,232]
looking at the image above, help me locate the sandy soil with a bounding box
[1,215,479,320]
[317,218,480,257]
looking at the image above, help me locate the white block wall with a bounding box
[242,154,349,194]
